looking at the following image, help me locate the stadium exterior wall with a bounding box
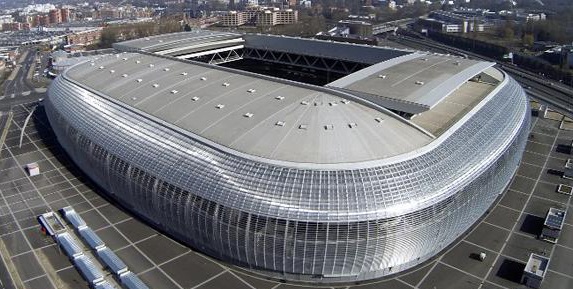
[45,70,530,282]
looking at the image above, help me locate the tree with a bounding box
[159,20,182,34]
[135,22,155,38]
[522,33,534,47]
[503,27,514,40]
[99,28,117,48]
[497,20,515,41]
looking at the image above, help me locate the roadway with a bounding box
[0,47,47,111]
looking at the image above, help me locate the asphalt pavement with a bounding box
[0,48,47,111]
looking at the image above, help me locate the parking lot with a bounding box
[0,102,572,289]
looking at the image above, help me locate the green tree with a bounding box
[99,28,117,48]
[497,20,515,40]
[503,27,514,40]
[522,33,534,47]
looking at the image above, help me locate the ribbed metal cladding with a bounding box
[45,73,529,282]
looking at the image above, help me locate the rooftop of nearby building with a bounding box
[524,253,550,278]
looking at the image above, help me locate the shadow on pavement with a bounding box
[496,258,526,283]
[519,214,544,236]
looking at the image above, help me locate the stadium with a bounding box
[45,31,530,282]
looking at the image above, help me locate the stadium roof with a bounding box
[328,53,496,115]
[243,34,412,64]
[113,31,242,54]
[64,53,433,164]
[115,32,414,65]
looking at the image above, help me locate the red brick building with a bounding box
[49,9,62,24]
[66,28,103,46]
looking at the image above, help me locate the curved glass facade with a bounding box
[45,71,530,282]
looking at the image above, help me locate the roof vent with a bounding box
[375,117,384,123]
[136,60,141,64]
[299,124,308,130]
[247,88,256,93]
[222,82,230,87]
[348,123,357,128]
[131,97,137,100]
[171,90,178,94]
[324,124,334,130]
[192,96,200,101]
[422,58,428,61]
[158,40,163,43]
[200,77,207,81]
[216,104,225,109]
[341,100,350,104]
[164,68,170,71]
[109,70,115,73]
[136,79,143,83]
[275,96,285,100]
[181,72,188,76]
[300,101,309,105]
[454,61,460,66]
[378,74,387,79]
[122,57,128,61]
[122,74,128,78]
[98,66,104,69]
[314,102,322,106]
[275,121,286,126]
[90,63,95,66]
[329,102,338,106]
[149,64,154,67]
[243,112,254,118]
[152,83,159,88]
[415,81,425,85]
